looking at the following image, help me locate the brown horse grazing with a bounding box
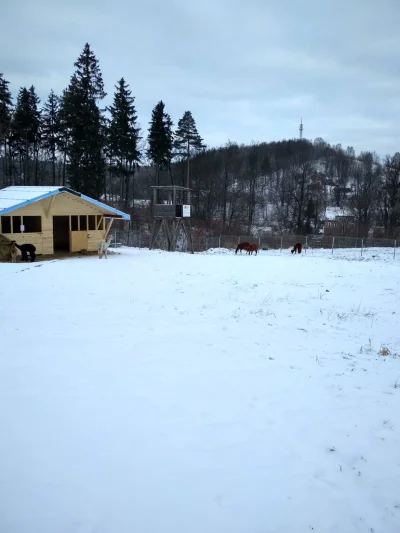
[245,243,260,255]
[291,242,302,254]
[235,242,250,254]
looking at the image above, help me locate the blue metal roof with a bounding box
[0,186,131,220]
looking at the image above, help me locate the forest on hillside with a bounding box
[1,44,399,237]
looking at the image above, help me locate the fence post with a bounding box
[394,240,397,259]
[219,236,221,248]
[139,232,141,248]
[258,236,261,246]
[280,236,283,252]
[331,236,335,254]
[114,229,117,245]
[361,238,364,257]
[305,235,308,253]
[238,236,240,244]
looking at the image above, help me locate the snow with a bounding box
[0,186,61,212]
[0,247,399,533]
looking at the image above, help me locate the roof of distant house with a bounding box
[324,206,352,221]
[0,186,130,220]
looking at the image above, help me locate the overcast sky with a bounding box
[2,0,399,156]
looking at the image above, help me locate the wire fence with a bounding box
[110,229,399,258]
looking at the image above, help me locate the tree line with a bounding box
[0,43,204,206]
[188,140,400,238]
[1,43,399,237]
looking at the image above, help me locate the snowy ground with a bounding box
[0,247,399,533]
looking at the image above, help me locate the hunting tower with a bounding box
[149,185,194,253]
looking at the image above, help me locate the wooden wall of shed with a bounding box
[0,193,110,255]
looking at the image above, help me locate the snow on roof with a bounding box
[0,186,130,220]
[325,206,352,220]
[0,186,60,211]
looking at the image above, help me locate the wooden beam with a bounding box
[182,219,194,254]
[149,219,163,250]
[149,220,158,249]
[105,217,114,238]
[162,219,172,250]
[45,196,55,218]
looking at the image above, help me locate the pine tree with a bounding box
[146,101,173,186]
[28,86,42,185]
[0,74,13,186]
[58,87,72,186]
[12,86,41,185]
[60,43,106,197]
[173,110,205,188]
[41,90,60,185]
[107,78,141,210]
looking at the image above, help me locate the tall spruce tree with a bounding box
[173,110,205,188]
[60,43,106,197]
[107,78,141,210]
[0,74,13,186]
[28,86,42,185]
[147,100,173,186]
[58,87,72,186]
[12,86,41,185]
[41,90,60,185]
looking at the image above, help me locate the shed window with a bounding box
[88,215,96,230]
[1,216,11,234]
[23,216,42,233]
[12,216,22,233]
[79,215,87,231]
[71,216,78,231]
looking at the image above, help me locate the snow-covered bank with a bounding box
[0,247,399,533]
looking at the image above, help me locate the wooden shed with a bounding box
[0,186,130,256]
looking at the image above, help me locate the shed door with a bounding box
[70,231,89,252]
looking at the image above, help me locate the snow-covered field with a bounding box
[1,247,399,533]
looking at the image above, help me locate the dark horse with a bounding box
[235,242,250,254]
[12,241,36,262]
[291,242,302,254]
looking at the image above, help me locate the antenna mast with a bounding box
[299,117,303,139]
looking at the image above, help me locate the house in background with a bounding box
[0,186,130,256]
[323,207,366,237]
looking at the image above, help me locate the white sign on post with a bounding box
[20,225,25,233]
[182,205,191,218]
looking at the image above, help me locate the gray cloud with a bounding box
[1,0,399,155]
